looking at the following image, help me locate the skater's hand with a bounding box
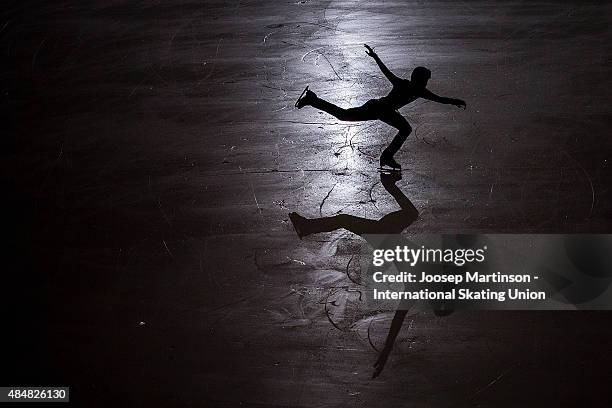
[372,345,392,378]
[364,44,377,58]
[452,98,467,109]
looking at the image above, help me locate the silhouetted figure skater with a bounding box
[296,44,467,170]
[289,172,419,377]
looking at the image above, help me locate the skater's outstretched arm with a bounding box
[421,89,466,109]
[364,44,401,85]
[372,309,409,378]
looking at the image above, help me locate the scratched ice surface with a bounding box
[3,0,612,406]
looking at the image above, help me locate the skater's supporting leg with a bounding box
[380,110,412,157]
[378,110,412,168]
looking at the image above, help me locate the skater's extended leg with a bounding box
[296,88,376,121]
[379,110,412,169]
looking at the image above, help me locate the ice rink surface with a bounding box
[3,0,612,406]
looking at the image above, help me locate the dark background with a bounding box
[3,0,612,406]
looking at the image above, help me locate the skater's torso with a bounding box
[377,79,422,110]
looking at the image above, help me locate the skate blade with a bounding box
[294,85,309,108]
[378,166,402,174]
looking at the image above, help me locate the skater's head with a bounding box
[411,66,431,88]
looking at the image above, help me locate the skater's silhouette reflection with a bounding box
[289,171,418,378]
[289,171,417,237]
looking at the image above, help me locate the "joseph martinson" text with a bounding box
[372,271,536,284]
